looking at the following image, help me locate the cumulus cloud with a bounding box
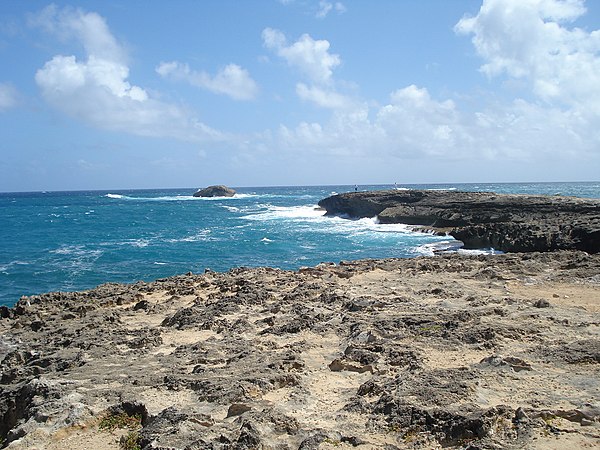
[316,1,347,19]
[275,84,597,162]
[0,83,18,111]
[156,61,258,101]
[296,83,353,109]
[263,28,354,110]
[28,4,126,64]
[262,28,341,84]
[31,5,222,142]
[267,0,600,166]
[455,0,600,112]
[277,86,462,159]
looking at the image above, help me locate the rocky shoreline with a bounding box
[318,190,600,254]
[1,250,599,449]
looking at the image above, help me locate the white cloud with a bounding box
[262,28,341,84]
[29,5,126,64]
[156,61,258,101]
[316,1,346,19]
[0,82,18,111]
[268,0,600,166]
[31,5,222,142]
[263,28,352,110]
[296,83,353,109]
[272,82,598,164]
[455,0,600,112]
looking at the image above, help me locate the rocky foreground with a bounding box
[1,251,599,449]
[318,190,600,253]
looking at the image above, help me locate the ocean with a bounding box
[1,182,599,307]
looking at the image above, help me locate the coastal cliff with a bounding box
[318,190,600,253]
[1,251,599,449]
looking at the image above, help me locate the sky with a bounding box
[0,0,599,192]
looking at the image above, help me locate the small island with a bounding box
[193,185,236,198]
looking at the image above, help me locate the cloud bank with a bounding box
[31,5,223,142]
[266,0,600,166]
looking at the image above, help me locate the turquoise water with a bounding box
[1,182,599,306]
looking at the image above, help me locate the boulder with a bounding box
[193,185,236,197]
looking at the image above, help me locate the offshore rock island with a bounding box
[193,186,237,198]
[318,190,600,254]
[1,191,599,449]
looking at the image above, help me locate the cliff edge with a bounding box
[318,190,600,253]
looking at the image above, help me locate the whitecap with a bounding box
[99,239,151,248]
[193,193,257,201]
[242,205,325,221]
[128,239,150,248]
[164,229,214,243]
[48,245,104,275]
[414,241,463,256]
[50,245,104,257]
[261,237,273,243]
[458,248,503,255]
[105,193,258,202]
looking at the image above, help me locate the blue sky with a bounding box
[0,0,599,191]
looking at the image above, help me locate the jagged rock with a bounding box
[226,403,252,418]
[480,355,533,372]
[1,251,599,449]
[193,185,236,197]
[318,189,600,253]
[533,299,551,308]
[328,358,373,373]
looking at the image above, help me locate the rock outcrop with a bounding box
[1,251,599,449]
[318,189,600,253]
[193,185,236,197]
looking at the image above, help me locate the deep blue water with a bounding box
[1,182,599,307]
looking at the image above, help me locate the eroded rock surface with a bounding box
[1,251,599,449]
[318,190,600,253]
[193,185,236,197]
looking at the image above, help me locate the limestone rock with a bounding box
[1,251,599,449]
[193,185,236,197]
[318,189,600,253]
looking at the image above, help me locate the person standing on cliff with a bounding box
[354,185,358,192]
